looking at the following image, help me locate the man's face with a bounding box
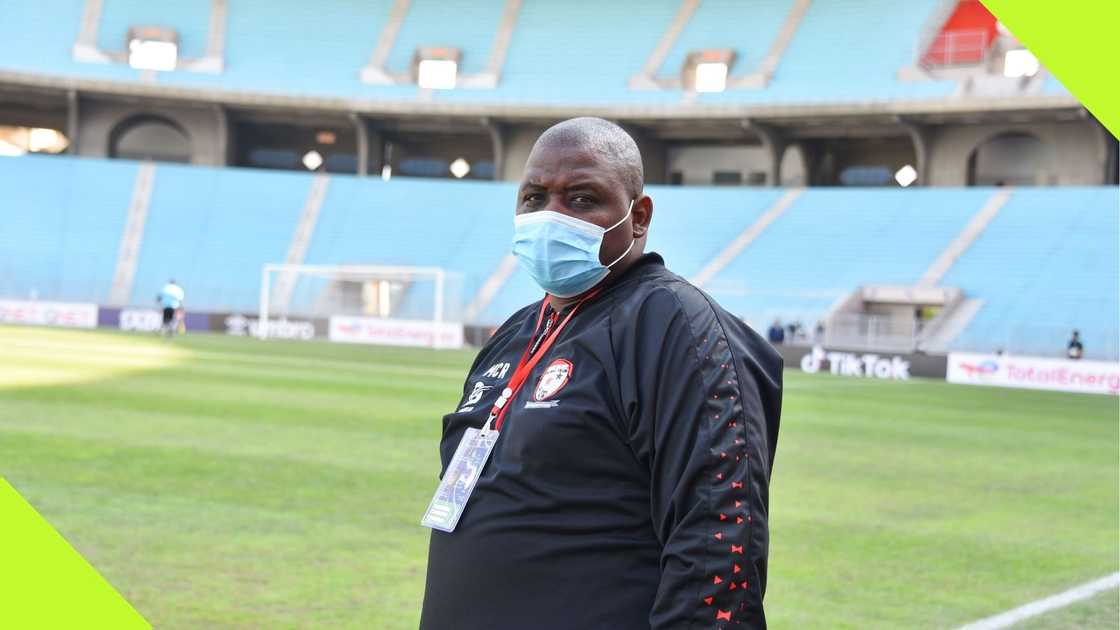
[516,142,648,267]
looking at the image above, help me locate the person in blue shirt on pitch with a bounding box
[156,279,185,338]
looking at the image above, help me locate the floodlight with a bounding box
[449,158,471,179]
[1003,49,1039,78]
[127,34,176,70]
[302,150,324,171]
[895,165,918,187]
[683,49,735,93]
[28,128,67,153]
[694,62,728,93]
[417,59,457,90]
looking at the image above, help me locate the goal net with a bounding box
[258,263,465,349]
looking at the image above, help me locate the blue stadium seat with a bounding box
[658,0,795,81]
[646,186,785,280]
[1041,73,1071,96]
[129,164,308,312]
[0,0,976,106]
[746,0,957,102]
[942,187,1119,359]
[0,0,138,81]
[437,0,679,106]
[0,155,1114,360]
[301,176,516,320]
[172,0,417,98]
[704,188,989,326]
[97,0,210,61]
[0,155,135,303]
[386,0,506,77]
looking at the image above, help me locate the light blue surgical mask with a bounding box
[512,200,635,298]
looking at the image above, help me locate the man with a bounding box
[156,279,184,338]
[767,319,785,345]
[1067,330,1083,360]
[420,118,782,629]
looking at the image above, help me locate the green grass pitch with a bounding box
[1,325,1116,629]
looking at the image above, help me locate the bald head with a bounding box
[531,117,644,198]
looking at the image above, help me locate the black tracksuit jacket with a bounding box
[420,253,783,629]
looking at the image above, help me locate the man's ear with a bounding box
[632,194,653,238]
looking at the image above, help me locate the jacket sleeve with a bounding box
[614,285,782,629]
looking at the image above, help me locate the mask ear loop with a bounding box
[604,199,637,269]
[605,199,634,232]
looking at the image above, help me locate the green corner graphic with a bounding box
[0,478,149,629]
[981,0,1120,138]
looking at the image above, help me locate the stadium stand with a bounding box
[698,187,991,324]
[703,0,957,103]
[0,154,135,304]
[205,0,415,98]
[298,176,516,320]
[637,186,788,282]
[126,163,311,312]
[655,0,794,82]
[0,0,1069,104]
[942,187,1119,358]
[97,1,210,63]
[2,154,1114,358]
[385,0,506,77]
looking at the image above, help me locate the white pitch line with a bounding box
[956,572,1120,630]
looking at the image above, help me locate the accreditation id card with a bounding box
[420,428,498,532]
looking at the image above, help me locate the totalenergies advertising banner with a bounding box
[947,352,1120,396]
[329,316,464,349]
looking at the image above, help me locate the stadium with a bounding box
[0,0,1116,628]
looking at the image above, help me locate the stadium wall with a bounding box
[77,99,226,166]
[489,119,1108,186]
[495,125,547,181]
[668,145,771,186]
[926,120,1107,186]
[4,86,1109,186]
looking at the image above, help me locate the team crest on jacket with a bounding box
[533,359,573,401]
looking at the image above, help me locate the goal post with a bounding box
[258,263,464,348]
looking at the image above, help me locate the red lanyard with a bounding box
[486,290,600,432]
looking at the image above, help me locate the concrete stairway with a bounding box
[917,187,1012,287]
[691,188,803,289]
[107,162,157,306]
[270,174,330,312]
